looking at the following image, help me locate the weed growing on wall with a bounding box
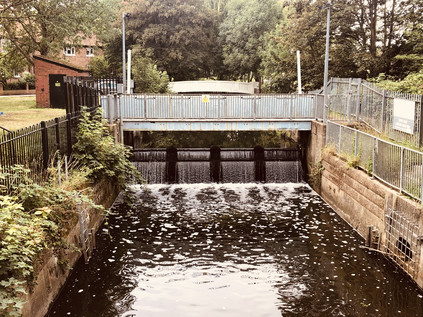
[73,107,144,188]
[0,166,104,316]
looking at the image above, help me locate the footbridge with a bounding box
[101,94,324,131]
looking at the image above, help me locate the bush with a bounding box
[73,107,143,187]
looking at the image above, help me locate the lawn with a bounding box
[0,96,66,131]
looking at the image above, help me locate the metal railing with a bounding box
[327,78,423,148]
[101,94,320,121]
[0,107,97,192]
[326,120,423,202]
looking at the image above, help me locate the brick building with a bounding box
[61,36,103,68]
[34,55,90,108]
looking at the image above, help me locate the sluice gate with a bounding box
[132,147,303,184]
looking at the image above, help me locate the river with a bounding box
[47,183,423,317]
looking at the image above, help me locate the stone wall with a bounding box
[21,180,119,317]
[306,121,423,288]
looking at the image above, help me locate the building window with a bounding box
[64,46,75,56]
[86,47,94,57]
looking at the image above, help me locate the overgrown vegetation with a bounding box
[73,107,143,187]
[0,107,142,316]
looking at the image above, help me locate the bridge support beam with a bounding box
[122,120,312,132]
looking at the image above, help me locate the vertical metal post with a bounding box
[347,78,352,123]
[55,117,60,151]
[356,78,362,121]
[400,147,405,193]
[372,137,376,177]
[419,94,423,148]
[322,1,331,124]
[354,130,358,156]
[381,90,387,133]
[122,12,127,93]
[119,96,124,143]
[41,121,49,170]
[338,124,342,153]
[66,113,72,157]
[107,94,113,123]
[297,50,302,94]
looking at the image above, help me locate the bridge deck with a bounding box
[102,94,323,131]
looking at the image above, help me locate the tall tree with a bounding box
[125,0,219,81]
[0,0,118,64]
[219,0,282,81]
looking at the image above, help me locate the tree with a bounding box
[132,53,169,93]
[0,0,118,65]
[219,0,282,81]
[125,0,219,81]
[261,0,360,92]
[88,57,112,78]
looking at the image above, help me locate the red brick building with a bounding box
[61,36,103,68]
[34,55,90,108]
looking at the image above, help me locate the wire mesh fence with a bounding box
[328,78,423,148]
[326,121,423,203]
[384,209,421,278]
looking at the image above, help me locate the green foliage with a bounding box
[124,0,220,80]
[73,107,143,187]
[0,196,58,316]
[372,71,423,95]
[0,163,105,316]
[132,54,169,93]
[88,57,112,79]
[219,0,282,81]
[0,0,119,64]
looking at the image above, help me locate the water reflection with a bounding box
[47,184,423,317]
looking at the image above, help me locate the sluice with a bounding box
[132,146,303,184]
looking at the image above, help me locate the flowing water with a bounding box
[47,183,423,317]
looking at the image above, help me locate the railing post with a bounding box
[66,113,72,157]
[372,137,376,178]
[354,130,358,156]
[400,147,405,193]
[41,121,49,170]
[356,78,362,122]
[55,117,61,152]
[419,94,423,149]
[144,94,147,119]
[107,94,113,123]
[381,90,387,133]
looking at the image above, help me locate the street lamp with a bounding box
[122,12,130,93]
[322,1,331,122]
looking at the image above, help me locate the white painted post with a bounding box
[297,50,302,94]
[127,49,132,94]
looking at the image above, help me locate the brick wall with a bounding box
[34,56,90,108]
[62,48,104,68]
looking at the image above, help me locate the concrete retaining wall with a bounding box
[306,121,423,288]
[21,180,119,317]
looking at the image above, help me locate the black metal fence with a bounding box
[64,77,121,114]
[0,107,97,192]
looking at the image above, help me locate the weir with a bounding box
[132,146,303,184]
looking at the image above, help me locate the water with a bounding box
[47,183,423,317]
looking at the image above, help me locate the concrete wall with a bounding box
[306,120,423,288]
[21,180,119,317]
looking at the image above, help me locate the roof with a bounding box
[33,55,89,73]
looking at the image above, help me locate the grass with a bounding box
[0,96,65,131]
